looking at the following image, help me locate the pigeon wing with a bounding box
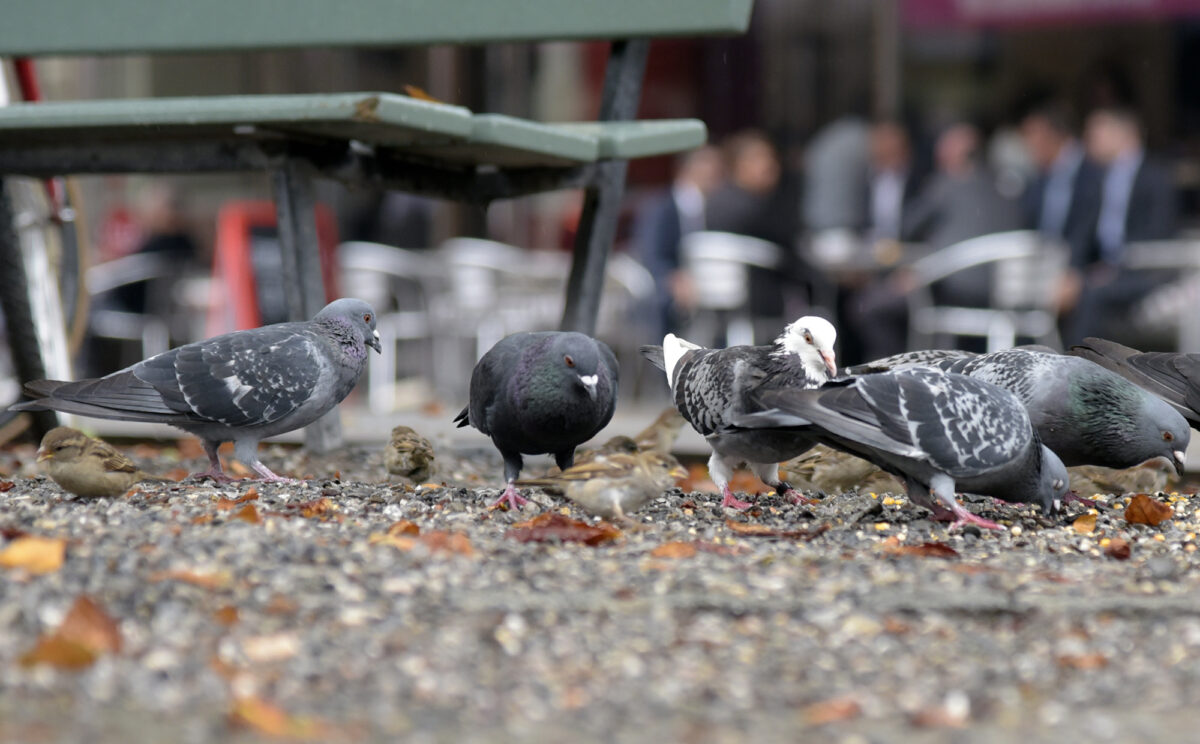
[674,348,767,436]
[1072,338,1200,423]
[846,348,978,375]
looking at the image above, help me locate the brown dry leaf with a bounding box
[882,541,960,559]
[215,489,259,510]
[803,696,862,725]
[232,503,261,524]
[191,514,214,525]
[402,84,446,104]
[0,526,29,540]
[1057,652,1108,670]
[506,513,622,546]
[909,705,969,729]
[229,696,327,740]
[148,569,232,590]
[694,541,751,557]
[1104,537,1132,560]
[19,636,97,669]
[0,535,66,574]
[228,461,252,478]
[1072,513,1097,534]
[0,480,14,492]
[650,541,698,559]
[418,531,474,556]
[296,497,334,518]
[58,596,122,654]
[213,606,240,626]
[1125,493,1173,526]
[724,519,830,541]
[166,468,189,482]
[387,520,420,537]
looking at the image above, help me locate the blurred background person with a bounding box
[802,112,869,233]
[631,145,725,341]
[1065,107,1178,343]
[867,119,924,242]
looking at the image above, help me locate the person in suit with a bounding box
[631,145,724,340]
[1064,107,1178,343]
[866,119,924,242]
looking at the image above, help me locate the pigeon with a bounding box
[732,367,1070,529]
[454,331,618,509]
[36,426,170,498]
[517,450,687,521]
[1071,337,1200,428]
[11,299,381,482]
[384,425,436,483]
[849,347,1190,474]
[778,443,903,496]
[640,316,837,510]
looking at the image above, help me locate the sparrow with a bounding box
[518,450,688,521]
[632,407,687,454]
[384,425,436,483]
[1069,461,1177,497]
[573,434,639,467]
[778,443,903,495]
[36,426,169,498]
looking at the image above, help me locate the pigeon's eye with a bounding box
[1164,431,1174,441]
[803,331,813,344]
[363,313,372,324]
[564,355,576,368]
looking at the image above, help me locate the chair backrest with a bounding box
[908,230,1065,310]
[681,231,782,311]
[85,252,175,295]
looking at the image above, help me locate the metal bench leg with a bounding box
[0,179,58,437]
[560,39,649,335]
[271,159,341,454]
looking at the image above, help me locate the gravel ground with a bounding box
[3,437,1200,743]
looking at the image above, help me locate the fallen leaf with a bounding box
[148,569,232,590]
[1072,513,1097,534]
[229,461,252,478]
[387,520,420,536]
[650,541,697,559]
[506,513,621,546]
[803,696,862,725]
[1057,652,1108,670]
[909,704,969,728]
[229,696,327,740]
[166,468,189,481]
[694,541,751,556]
[402,84,446,104]
[0,480,14,492]
[1125,493,1173,526]
[0,535,66,574]
[295,497,334,518]
[20,595,121,669]
[369,530,473,556]
[213,605,239,626]
[191,514,214,525]
[215,489,259,510]
[882,541,960,559]
[724,519,830,541]
[232,503,261,524]
[1104,537,1132,560]
[0,526,29,540]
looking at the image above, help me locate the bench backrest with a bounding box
[0,0,753,56]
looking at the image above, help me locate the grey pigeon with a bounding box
[10,298,381,481]
[849,347,1190,474]
[640,316,837,510]
[1071,337,1200,428]
[733,367,1070,529]
[454,331,618,509]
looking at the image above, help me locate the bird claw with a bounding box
[782,488,817,506]
[188,469,236,484]
[1062,491,1098,508]
[926,502,1003,531]
[719,488,753,510]
[489,485,530,510]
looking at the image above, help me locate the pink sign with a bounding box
[903,0,1200,28]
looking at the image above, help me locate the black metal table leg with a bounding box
[0,178,58,437]
[271,159,342,454]
[560,39,649,335]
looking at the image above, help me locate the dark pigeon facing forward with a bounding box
[850,347,1190,474]
[11,299,381,481]
[1071,337,1200,428]
[734,367,1070,529]
[641,316,837,509]
[455,331,618,509]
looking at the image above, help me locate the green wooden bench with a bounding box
[0,0,753,450]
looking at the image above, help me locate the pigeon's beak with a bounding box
[1173,449,1187,476]
[578,374,599,400]
[821,350,837,378]
[369,330,382,354]
[36,448,50,463]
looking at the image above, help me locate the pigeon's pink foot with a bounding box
[250,462,301,484]
[490,484,530,510]
[947,503,1003,531]
[782,488,817,506]
[719,487,753,510]
[1063,491,1098,508]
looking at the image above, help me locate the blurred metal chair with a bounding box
[338,241,443,411]
[85,252,176,361]
[680,230,782,347]
[1123,238,1200,351]
[907,230,1066,352]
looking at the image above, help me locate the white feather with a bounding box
[662,334,701,392]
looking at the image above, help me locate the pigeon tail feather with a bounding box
[639,345,666,372]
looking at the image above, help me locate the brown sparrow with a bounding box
[37,426,167,498]
[519,450,688,521]
[384,425,436,483]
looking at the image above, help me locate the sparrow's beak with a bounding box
[36,448,51,463]
[1173,449,1187,476]
[821,350,837,378]
[369,330,382,354]
[668,464,689,481]
[578,374,598,400]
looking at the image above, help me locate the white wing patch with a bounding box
[223,374,255,407]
